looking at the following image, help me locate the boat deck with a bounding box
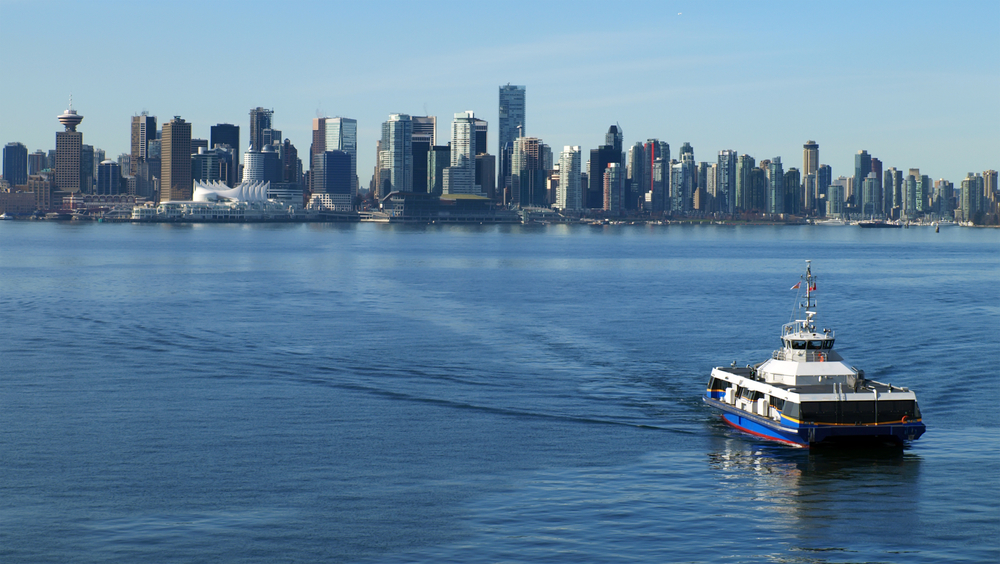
[713,366,907,394]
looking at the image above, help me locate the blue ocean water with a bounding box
[0,221,997,563]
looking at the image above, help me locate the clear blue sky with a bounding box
[1,0,997,185]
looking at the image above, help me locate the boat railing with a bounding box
[773,349,835,362]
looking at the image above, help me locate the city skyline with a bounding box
[0,1,997,187]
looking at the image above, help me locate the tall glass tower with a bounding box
[498,85,525,193]
[380,114,413,193]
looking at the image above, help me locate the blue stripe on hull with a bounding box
[722,412,806,447]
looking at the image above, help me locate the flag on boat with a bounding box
[790,281,801,290]
[809,283,816,291]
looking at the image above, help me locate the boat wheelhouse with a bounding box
[704,261,925,447]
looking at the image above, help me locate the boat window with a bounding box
[807,340,824,350]
[822,340,834,349]
[792,340,807,349]
[769,397,786,411]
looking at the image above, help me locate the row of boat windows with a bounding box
[709,378,786,411]
[784,339,835,350]
[784,400,920,425]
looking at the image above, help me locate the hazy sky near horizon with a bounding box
[1,0,997,185]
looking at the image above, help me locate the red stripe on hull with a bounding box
[721,414,807,448]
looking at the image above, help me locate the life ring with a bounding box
[817,353,825,362]
[901,415,908,423]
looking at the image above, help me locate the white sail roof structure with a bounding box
[193,180,271,203]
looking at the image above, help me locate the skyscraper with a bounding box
[603,162,623,214]
[443,111,477,195]
[160,116,192,202]
[735,154,755,213]
[130,112,156,176]
[557,146,582,211]
[249,107,273,151]
[327,118,357,196]
[3,142,28,187]
[802,141,819,179]
[380,113,413,193]
[28,150,46,175]
[96,159,120,195]
[498,84,525,192]
[717,150,737,213]
[211,123,239,151]
[512,136,545,206]
[498,84,526,153]
[55,104,84,193]
[854,150,872,208]
[766,157,784,215]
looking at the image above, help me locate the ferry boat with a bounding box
[704,261,925,447]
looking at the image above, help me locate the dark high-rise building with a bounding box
[280,139,300,185]
[96,159,121,195]
[644,140,669,211]
[475,153,496,199]
[854,150,871,203]
[211,123,240,152]
[474,118,488,155]
[249,107,273,151]
[735,154,755,212]
[766,157,784,215]
[130,112,156,176]
[784,167,800,215]
[319,150,352,195]
[161,117,192,202]
[191,138,208,154]
[627,142,645,210]
[587,125,626,209]
[411,137,430,194]
[80,144,94,193]
[3,142,28,186]
[55,105,84,193]
[428,145,450,196]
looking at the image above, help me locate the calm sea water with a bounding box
[1,221,997,563]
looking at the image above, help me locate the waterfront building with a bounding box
[96,159,121,195]
[55,104,84,193]
[191,138,209,154]
[905,173,917,217]
[310,150,353,210]
[160,116,192,202]
[934,179,955,218]
[588,126,624,210]
[557,146,582,211]
[380,114,413,193]
[3,142,28,187]
[26,173,53,210]
[249,107,273,151]
[443,111,478,195]
[262,128,281,149]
